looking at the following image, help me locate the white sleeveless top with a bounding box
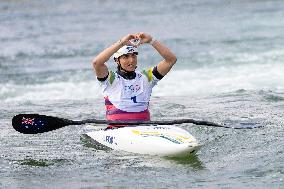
[99,68,159,112]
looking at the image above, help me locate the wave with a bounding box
[155,63,284,96]
[1,63,283,103]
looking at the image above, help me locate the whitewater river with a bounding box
[1,0,283,188]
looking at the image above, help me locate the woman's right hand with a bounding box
[120,34,138,46]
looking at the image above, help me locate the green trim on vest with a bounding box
[109,71,115,85]
[142,68,153,82]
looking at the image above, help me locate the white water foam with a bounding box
[1,63,283,102]
[155,63,284,96]
[0,80,101,102]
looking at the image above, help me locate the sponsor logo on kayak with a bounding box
[105,135,117,145]
[153,127,170,130]
[131,130,192,144]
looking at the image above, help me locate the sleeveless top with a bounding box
[99,68,160,121]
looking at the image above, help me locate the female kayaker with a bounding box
[92,32,177,123]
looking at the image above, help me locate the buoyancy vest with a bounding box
[99,68,159,121]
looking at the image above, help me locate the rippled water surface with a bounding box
[1,0,284,188]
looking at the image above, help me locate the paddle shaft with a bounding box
[12,114,260,134]
[75,118,224,127]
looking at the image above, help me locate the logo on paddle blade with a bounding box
[21,117,45,130]
[22,117,35,125]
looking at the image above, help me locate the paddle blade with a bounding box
[12,114,74,134]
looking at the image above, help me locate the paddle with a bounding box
[12,114,262,134]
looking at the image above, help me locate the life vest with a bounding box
[99,68,159,121]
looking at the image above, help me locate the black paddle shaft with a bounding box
[12,114,261,134]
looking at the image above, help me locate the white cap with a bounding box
[113,45,138,59]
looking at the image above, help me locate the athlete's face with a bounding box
[117,53,137,72]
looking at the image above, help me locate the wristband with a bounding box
[149,37,156,45]
[116,39,123,46]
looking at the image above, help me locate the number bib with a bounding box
[121,79,144,103]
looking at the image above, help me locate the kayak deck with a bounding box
[84,125,201,157]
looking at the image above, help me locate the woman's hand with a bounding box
[120,34,138,46]
[135,32,153,44]
[119,32,153,47]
